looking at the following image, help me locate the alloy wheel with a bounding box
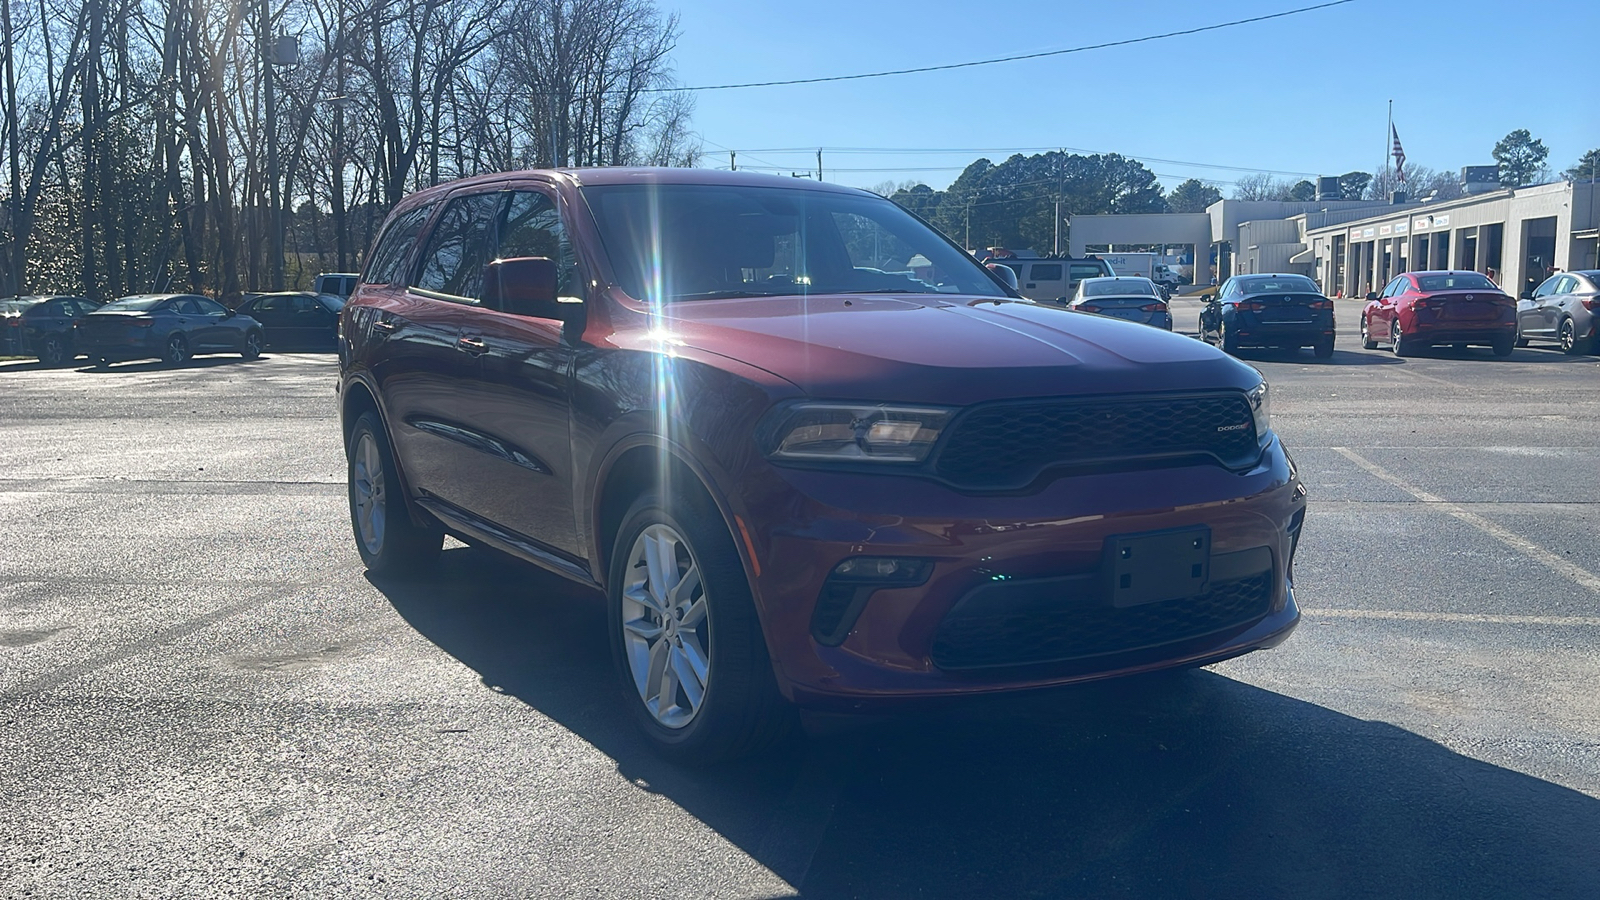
[166,334,190,364]
[350,430,386,555]
[621,523,710,730]
[1559,320,1575,353]
[40,336,65,366]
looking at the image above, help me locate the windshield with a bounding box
[1417,273,1497,292]
[100,296,168,311]
[1239,276,1319,294]
[318,294,346,310]
[582,183,1007,302]
[1084,279,1156,297]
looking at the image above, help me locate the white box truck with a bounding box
[1101,253,1180,288]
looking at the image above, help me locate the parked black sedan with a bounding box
[1,295,101,365]
[235,291,343,350]
[1199,274,1336,358]
[75,294,265,366]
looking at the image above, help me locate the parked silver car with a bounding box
[1068,276,1173,329]
[1517,270,1599,355]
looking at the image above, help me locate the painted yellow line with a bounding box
[1306,608,1600,627]
[1331,446,1600,596]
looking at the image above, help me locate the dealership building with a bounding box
[1070,178,1600,297]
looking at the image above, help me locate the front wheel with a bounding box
[346,410,443,574]
[38,335,67,367]
[608,485,793,764]
[241,330,263,360]
[1559,318,1592,355]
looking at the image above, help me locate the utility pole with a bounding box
[729,151,736,171]
[965,199,972,251]
[261,0,284,290]
[1054,200,1061,256]
[817,149,823,183]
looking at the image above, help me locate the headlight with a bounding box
[1246,380,1271,445]
[763,402,952,463]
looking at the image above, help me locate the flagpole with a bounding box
[1386,99,1393,195]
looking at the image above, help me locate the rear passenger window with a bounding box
[1029,264,1063,281]
[413,193,505,301]
[364,203,435,285]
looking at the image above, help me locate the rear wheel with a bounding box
[347,410,443,574]
[1390,320,1417,358]
[37,335,67,367]
[1219,320,1239,355]
[608,485,793,764]
[1313,336,1335,359]
[1491,334,1515,357]
[162,333,190,366]
[1559,318,1592,355]
[1360,317,1378,350]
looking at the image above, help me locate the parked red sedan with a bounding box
[1360,271,1517,357]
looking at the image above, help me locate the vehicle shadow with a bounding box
[1230,346,1406,366]
[70,355,268,373]
[373,546,1600,899]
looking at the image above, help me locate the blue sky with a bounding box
[666,0,1598,193]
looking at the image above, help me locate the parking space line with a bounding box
[1306,608,1600,627]
[1332,446,1600,596]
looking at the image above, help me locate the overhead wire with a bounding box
[644,0,1358,93]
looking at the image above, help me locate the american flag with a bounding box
[1391,124,1407,184]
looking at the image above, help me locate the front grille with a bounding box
[930,571,1274,670]
[933,393,1259,489]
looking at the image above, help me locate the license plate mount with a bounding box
[1104,526,1211,607]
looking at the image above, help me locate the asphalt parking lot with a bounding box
[3,300,1599,898]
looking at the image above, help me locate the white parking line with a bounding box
[1332,447,1600,596]
[1306,608,1600,627]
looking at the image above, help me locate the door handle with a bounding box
[372,318,397,333]
[456,336,487,355]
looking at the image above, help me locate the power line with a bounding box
[646,0,1358,93]
[728,146,1321,178]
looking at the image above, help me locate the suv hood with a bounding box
[656,294,1260,405]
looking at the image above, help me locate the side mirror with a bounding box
[481,257,570,320]
[1365,292,1379,302]
[1520,290,1534,301]
[985,262,1019,291]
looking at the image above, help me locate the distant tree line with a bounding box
[0,0,698,300]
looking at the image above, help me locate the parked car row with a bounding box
[1,288,346,366]
[1189,269,1598,361]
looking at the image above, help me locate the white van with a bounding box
[991,257,1114,304]
[313,273,359,297]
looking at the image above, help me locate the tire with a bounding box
[1491,334,1515,357]
[608,485,793,764]
[1313,336,1335,359]
[38,335,67,367]
[162,333,191,366]
[1390,320,1416,358]
[346,410,443,575]
[1219,320,1239,355]
[1515,333,1529,348]
[241,330,263,360]
[1360,317,1378,350]
[1559,318,1592,355]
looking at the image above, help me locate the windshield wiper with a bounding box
[669,290,793,301]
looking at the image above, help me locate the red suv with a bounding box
[338,169,1305,761]
[1360,270,1517,356]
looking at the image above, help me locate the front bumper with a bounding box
[744,438,1305,707]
